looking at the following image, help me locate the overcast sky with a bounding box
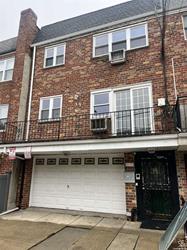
[0,0,130,41]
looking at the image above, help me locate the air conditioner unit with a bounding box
[90,117,111,132]
[109,49,126,65]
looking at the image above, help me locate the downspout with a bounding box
[172,58,177,101]
[26,46,36,141]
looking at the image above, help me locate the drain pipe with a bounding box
[172,58,177,101]
[26,46,36,141]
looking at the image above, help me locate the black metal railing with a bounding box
[0,106,179,144]
[175,96,187,132]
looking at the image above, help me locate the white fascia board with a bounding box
[0,134,178,154]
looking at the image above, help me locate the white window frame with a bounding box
[0,58,15,82]
[90,90,113,115]
[39,95,63,121]
[93,22,148,58]
[44,43,66,68]
[182,15,187,40]
[90,82,154,134]
[0,104,9,131]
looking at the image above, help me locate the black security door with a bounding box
[135,151,179,220]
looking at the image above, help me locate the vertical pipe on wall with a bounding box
[26,46,36,141]
[172,58,178,101]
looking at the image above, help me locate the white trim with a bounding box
[26,46,36,141]
[182,15,187,40]
[0,134,178,155]
[44,43,66,68]
[39,95,63,120]
[93,22,148,58]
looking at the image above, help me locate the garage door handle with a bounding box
[67,185,70,188]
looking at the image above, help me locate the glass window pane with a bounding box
[0,105,8,119]
[95,46,108,56]
[41,110,49,120]
[95,34,108,47]
[45,57,53,67]
[46,48,54,58]
[112,41,126,51]
[130,25,146,39]
[112,30,126,43]
[56,55,64,65]
[53,97,61,108]
[94,93,109,105]
[0,61,4,71]
[42,99,50,109]
[130,37,146,49]
[6,58,14,70]
[94,105,109,114]
[0,118,6,130]
[0,71,3,81]
[184,16,187,27]
[4,69,13,81]
[52,109,60,119]
[57,45,64,56]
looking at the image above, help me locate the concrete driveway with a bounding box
[0,208,163,250]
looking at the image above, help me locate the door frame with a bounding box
[135,151,180,220]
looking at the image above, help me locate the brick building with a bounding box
[0,0,187,223]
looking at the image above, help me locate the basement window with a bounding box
[44,44,66,68]
[0,58,15,82]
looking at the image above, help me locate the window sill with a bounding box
[0,79,13,83]
[38,118,61,124]
[92,45,149,59]
[43,64,65,70]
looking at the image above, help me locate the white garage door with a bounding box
[30,155,126,214]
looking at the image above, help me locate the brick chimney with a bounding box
[14,9,38,122]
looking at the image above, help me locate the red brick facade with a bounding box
[0,7,186,215]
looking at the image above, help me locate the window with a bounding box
[93,23,148,57]
[95,34,108,57]
[183,16,187,39]
[44,44,65,68]
[92,92,110,114]
[39,96,62,121]
[0,58,15,82]
[130,25,146,49]
[0,105,8,130]
[91,84,153,134]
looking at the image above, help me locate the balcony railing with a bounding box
[0,106,179,144]
[175,96,187,132]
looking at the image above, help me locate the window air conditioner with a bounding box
[90,117,111,132]
[109,49,126,65]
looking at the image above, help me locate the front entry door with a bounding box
[135,151,179,220]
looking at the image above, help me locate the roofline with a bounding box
[0,50,16,57]
[31,7,187,48]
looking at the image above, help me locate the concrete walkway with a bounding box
[0,208,164,250]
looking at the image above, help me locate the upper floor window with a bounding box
[0,104,8,130]
[93,92,110,114]
[91,84,153,134]
[93,23,148,57]
[39,95,62,121]
[44,44,65,68]
[0,58,15,82]
[183,16,187,39]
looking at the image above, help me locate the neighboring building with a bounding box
[0,0,187,222]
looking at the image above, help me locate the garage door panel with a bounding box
[30,156,126,214]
